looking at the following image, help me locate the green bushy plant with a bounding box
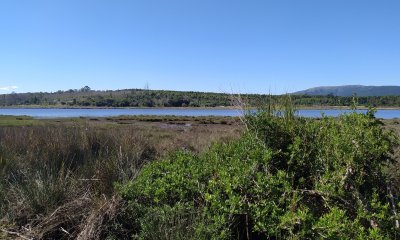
[119,109,399,239]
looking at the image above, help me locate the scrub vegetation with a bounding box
[0,104,399,239]
[0,116,240,239]
[119,107,400,239]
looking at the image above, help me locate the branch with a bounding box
[387,184,400,229]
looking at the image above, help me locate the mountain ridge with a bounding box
[292,85,400,96]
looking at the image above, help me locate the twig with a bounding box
[294,189,352,209]
[60,227,71,235]
[245,214,250,240]
[387,184,400,229]
[1,229,33,240]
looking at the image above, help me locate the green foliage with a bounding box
[120,110,399,239]
[2,88,400,107]
[134,202,201,240]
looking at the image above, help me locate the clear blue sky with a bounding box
[1,0,399,94]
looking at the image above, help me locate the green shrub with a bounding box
[119,110,399,239]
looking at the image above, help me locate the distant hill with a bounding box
[292,85,400,96]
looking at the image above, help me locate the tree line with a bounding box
[1,87,400,107]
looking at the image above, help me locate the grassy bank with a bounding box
[0,112,399,239]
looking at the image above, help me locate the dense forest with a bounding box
[1,87,400,107]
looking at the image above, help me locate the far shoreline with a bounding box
[0,105,400,110]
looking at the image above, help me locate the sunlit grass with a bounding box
[0,115,38,126]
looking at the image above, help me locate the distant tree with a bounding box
[80,86,91,92]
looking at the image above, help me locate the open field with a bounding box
[0,115,242,155]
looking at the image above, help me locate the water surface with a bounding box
[0,108,399,119]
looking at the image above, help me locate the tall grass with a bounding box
[0,124,155,238]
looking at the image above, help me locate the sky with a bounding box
[0,0,399,94]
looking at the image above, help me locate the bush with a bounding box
[119,110,399,239]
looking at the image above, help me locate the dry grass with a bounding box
[383,119,400,195]
[0,116,242,239]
